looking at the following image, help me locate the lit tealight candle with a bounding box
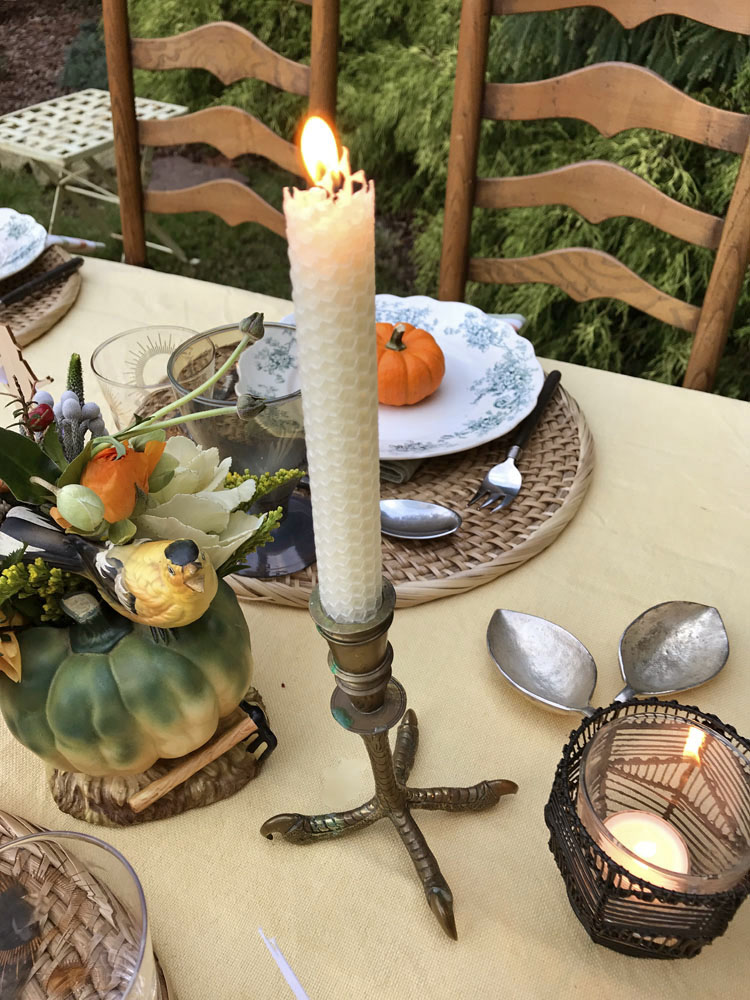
[602,810,690,889]
[283,117,382,624]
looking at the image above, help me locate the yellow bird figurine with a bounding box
[1,510,217,630]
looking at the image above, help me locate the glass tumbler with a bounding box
[0,831,164,998]
[168,322,314,577]
[91,326,214,430]
[578,711,750,893]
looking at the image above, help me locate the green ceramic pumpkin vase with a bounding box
[0,580,253,777]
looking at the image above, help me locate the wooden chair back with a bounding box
[102,0,339,267]
[439,0,750,391]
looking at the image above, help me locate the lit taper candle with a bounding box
[284,117,382,623]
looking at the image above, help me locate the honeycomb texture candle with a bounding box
[284,151,382,624]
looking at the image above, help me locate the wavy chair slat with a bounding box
[475,162,724,250]
[139,108,303,176]
[131,22,310,93]
[468,248,701,331]
[144,180,286,238]
[483,64,750,154]
[491,0,750,33]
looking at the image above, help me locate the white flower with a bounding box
[133,437,262,568]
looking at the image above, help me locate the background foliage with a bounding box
[128,5,750,394]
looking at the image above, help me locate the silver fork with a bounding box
[468,370,561,511]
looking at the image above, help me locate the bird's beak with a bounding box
[183,563,205,592]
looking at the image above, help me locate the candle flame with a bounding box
[300,116,341,190]
[683,726,706,764]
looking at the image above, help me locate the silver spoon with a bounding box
[380,499,462,540]
[298,478,462,541]
[614,601,728,702]
[487,610,598,716]
[487,602,728,717]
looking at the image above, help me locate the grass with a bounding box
[0,158,416,301]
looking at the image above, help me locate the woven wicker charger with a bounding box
[0,246,82,347]
[229,381,594,608]
[0,809,170,998]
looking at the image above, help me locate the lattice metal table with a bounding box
[0,89,186,256]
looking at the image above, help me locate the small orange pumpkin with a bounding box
[376,322,445,406]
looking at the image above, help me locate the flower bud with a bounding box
[81,401,100,420]
[32,390,54,407]
[56,484,105,532]
[28,403,54,431]
[237,394,266,420]
[62,398,82,420]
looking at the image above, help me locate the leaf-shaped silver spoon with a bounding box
[486,610,598,716]
[614,601,728,702]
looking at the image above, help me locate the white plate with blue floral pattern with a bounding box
[0,208,48,281]
[277,294,544,460]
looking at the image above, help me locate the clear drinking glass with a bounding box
[168,323,314,577]
[577,711,750,893]
[91,325,214,430]
[0,831,163,998]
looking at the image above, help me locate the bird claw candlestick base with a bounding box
[260,582,518,940]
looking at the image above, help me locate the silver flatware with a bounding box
[468,369,561,511]
[487,602,729,717]
[615,601,728,701]
[380,498,462,540]
[487,610,598,715]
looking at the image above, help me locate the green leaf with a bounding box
[56,439,93,488]
[129,427,167,451]
[0,427,61,503]
[41,425,67,470]
[107,518,137,544]
[148,453,178,494]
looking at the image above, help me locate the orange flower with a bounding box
[81,440,165,523]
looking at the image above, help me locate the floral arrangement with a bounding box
[0,313,298,678]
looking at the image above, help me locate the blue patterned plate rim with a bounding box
[281,294,543,460]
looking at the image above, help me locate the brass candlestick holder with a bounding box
[261,581,517,939]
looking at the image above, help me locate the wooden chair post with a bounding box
[309,0,340,127]
[102,0,147,266]
[438,0,492,302]
[683,135,750,391]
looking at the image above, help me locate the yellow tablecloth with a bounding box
[4,258,750,999]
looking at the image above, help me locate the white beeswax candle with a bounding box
[283,119,382,623]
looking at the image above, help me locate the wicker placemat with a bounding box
[229,381,594,608]
[0,246,82,347]
[0,809,170,998]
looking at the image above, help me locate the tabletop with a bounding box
[3,257,750,1000]
[0,89,186,169]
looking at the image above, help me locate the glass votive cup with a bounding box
[578,711,750,894]
[0,830,162,998]
[91,325,213,430]
[544,699,750,958]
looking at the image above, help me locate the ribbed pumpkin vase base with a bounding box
[48,688,268,827]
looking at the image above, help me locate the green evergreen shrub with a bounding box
[60,20,108,91]
[127,2,750,396]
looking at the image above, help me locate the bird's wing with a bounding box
[93,549,136,615]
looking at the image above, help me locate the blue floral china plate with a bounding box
[374,295,542,459]
[277,295,543,461]
[0,208,47,281]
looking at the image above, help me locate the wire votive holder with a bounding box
[545,698,750,959]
